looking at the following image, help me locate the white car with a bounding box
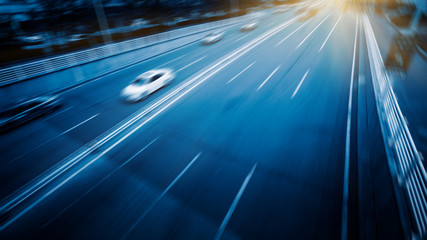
[17,35,45,44]
[121,69,175,102]
[68,34,87,42]
[202,31,224,45]
[131,19,149,27]
[240,22,258,32]
[164,17,188,26]
[273,7,288,14]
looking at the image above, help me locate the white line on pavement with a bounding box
[158,54,188,68]
[319,15,342,52]
[296,14,330,49]
[0,15,301,229]
[341,15,358,240]
[122,152,202,239]
[9,113,99,163]
[60,114,99,136]
[177,56,205,72]
[291,69,310,99]
[257,65,280,91]
[41,137,159,229]
[227,62,256,84]
[275,20,312,47]
[44,107,72,121]
[214,164,257,240]
[233,35,249,43]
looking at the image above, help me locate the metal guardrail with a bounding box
[0,14,257,87]
[363,15,427,239]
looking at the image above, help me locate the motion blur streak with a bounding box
[341,15,358,240]
[122,152,202,239]
[0,13,301,227]
[296,14,330,49]
[363,14,427,237]
[0,0,426,239]
[256,65,280,91]
[290,69,310,99]
[227,62,255,84]
[319,15,342,52]
[275,19,312,47]
[214,164,257,240]
[41,137,160,229]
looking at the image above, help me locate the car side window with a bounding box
[150,74,163,83]
[133,78,146,84]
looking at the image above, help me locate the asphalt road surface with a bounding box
[1,1,426,239]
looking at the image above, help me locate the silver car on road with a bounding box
[121,69,175,102]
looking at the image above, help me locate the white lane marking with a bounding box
[121,152,202,239]
[319,15,342,52]
[41,137,159,229]
[214,164,257,240]
[227,62,256,84]
[0,15,300,227]
[275,20,312,47]
[312,0,326,8]
[233,35,249,43]
[158,54,188,68]
[9,113,99,163]
[341,15,358,240]
[177,56,205,72]
[291,69,310,99]
[257,65,281,91]
[44,107,72,121]
[1,138,162,232]
[60,114,99,136]
[296,14,330,49]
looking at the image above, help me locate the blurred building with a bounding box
[406,0,426,13]
[0,0,40,16]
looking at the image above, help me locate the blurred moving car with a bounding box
[121,69,175,102]
[240,22,258,32]
[202,11,226,18]
[68,34,87,43]
[273,7,288,14]
[131,18,150,27]
[0,96,61,133]
[202,31,224,45]
[164,17,189,26]
[16,35,45,45]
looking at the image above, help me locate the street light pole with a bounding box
[92,0,112,45]
[231,0,239,16]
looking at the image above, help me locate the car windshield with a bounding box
[208,32,220,37]
[149,73,163,82]
[133,77,149,85]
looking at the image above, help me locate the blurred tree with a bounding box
[122,0,149,8]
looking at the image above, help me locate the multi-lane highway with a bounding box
[1,1,426,239]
